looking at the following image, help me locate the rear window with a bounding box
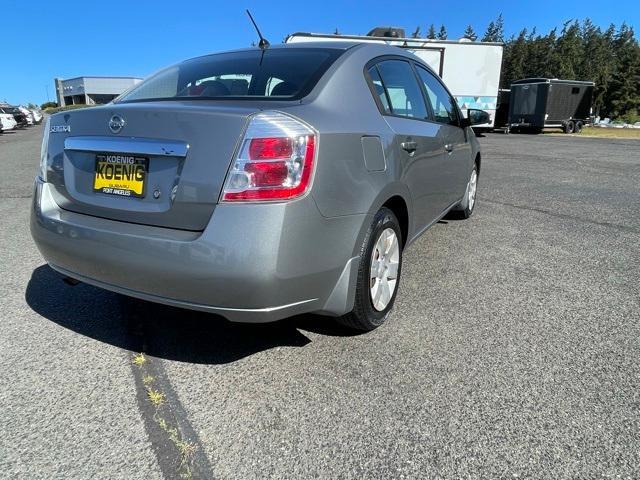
[117,48,343,103]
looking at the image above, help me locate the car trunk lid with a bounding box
[46,102,257,231]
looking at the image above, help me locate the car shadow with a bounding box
[25,265,359,365]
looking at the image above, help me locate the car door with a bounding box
[368,59,450,232]
[414,65,472,205]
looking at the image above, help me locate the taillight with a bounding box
[221,112,316,202]
[249,137,293,160]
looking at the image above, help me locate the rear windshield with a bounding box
[116,47,343,103]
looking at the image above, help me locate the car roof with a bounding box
[186,41,360,63]
[278,41,424,64]
[190,40,433,69]
[270,41,361,50]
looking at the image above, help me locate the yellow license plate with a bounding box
[94,154,148,198]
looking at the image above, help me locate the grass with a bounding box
[146,388,166,406]
[545,126,640,139]
[134,351,197,479]
[155,415,198,479]
[132,353,146,366]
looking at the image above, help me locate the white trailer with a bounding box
[286,31,504,128]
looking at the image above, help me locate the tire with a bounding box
[564,121,575,134]
[337,207,402,331]
[574,121,583,133]
[449,163,479,220]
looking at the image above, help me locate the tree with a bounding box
[523,28,543,78]
[494,14,505,42]
[483,21,497,42]
[411,26,421,38]
[482,14,504,42]
[501,29,528,87]
[608,23,640,119]
[41,101,57,110]
[437,25,447,40]
[463,25,477,41]
[498,20,640,120]
[555,20,583,79]
[427,24,436,40]
[580,20,615,115]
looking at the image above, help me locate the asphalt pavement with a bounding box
[1,124,638,479]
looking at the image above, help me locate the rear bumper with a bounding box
[31,178,365,322]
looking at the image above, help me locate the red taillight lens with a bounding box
[222,112,316,202]
[249,137,293,160]
[245,160,289,186]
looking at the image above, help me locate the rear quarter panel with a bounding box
[282,45,413,233]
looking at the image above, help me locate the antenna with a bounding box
[246,9,270,49]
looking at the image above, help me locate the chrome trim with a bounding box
[64,136,189,157]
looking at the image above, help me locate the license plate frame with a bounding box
[93,154,149,198]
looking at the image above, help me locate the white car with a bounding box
[30,109,43,124]
[18,106,34,125]
[0,112,17,132]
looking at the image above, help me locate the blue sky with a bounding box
[2,0,638,105]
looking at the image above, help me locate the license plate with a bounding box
[93,154,148,198]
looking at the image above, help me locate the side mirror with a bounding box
[465,108,491,126]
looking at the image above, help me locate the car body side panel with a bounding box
[277,44,417,235]
[283,43,477,242]
[383,116,448,232]
[439,124,474,202]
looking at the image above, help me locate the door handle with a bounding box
[444,143,454,154]
[401,141,417,154]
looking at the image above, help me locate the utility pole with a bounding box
[45,84,51,102]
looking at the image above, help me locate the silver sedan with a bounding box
[31,41,484,331]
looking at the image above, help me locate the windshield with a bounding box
[117,47,343,103]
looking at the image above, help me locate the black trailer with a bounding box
[493,88,511,130]
[508,78,594,134]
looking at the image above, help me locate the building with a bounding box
[55,76,142,106]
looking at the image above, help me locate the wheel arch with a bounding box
[381,195,409,249]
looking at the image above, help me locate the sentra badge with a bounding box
[50,125,71,133]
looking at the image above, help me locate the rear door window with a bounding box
[374,60,428,120]
[415,65,459,126]
[367,66,391,114]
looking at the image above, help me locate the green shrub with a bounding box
[619,110,640,124]
[40,102,58,110]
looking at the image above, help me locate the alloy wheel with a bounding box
[369,228,400,311]
[468,168,478,211]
